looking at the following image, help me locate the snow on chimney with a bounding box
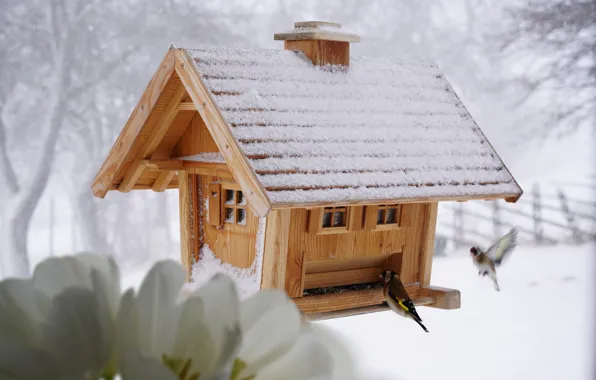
[274,21,360,66]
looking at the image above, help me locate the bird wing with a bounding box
[485,227,518,266]
[388,277,423,322]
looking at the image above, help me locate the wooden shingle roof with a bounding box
[187,46,522,206]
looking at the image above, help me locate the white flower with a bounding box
[0,252,121,379]
[0,253,361,380]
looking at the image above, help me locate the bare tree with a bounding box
[0,0,140,276]
[499,0,596,138]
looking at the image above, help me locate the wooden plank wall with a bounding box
[285,203,432,298]
[198,174,259,268]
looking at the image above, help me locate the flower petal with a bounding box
[186,273,241,377]
[254,323,357,380]
[236,290,301,377]
[0,278,47,345]
[75,252,121,316]
[114,288,140,364]
[120,351,178,380]
[32,256,91,298]
[171,296,213,378]
[41,287,112,378]
[0,340,61,380]
[135,260,185,358]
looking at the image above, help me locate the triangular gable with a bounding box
[91,48,272,217]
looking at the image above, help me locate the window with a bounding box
[309,206,350,234]
[322,207,347,228]
[377,205,400,225]
[222,188,247,225]
[365,204,401,230]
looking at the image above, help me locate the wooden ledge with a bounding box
[303,297,435,322]
[420,286,461,310]
[296,285,460,321]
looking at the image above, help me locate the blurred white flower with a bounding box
[0,254,359,380]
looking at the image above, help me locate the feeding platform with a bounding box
[92,21,522,319]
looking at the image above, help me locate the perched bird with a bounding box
[379,270,429,333]
[470,227,519,291]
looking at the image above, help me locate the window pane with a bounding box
[237,208,246,225]
[237,191,245,205]
[386,208,396,224]
[224,208,234,223]
[332,211,345,227]
[225,189,235,205]
[322,212,332,228]
[377,209,385,224]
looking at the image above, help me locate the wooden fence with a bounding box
[435,180,596,254]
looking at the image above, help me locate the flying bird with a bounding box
[470,227,519,291]
[379,270,429,333]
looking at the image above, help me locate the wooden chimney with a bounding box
[274,21,360,66]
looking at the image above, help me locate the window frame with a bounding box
[221,184,248,226]
[364,204,402,230]
[309,206,352,235]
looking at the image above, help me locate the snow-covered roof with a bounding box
[188,46,522,206]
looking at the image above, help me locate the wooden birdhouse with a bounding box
[92,21,522,320]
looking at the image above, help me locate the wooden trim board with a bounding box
[92,49,177,198]
[419,202,438,287]
[303,267,380,289]
[271,192,522,210]
[174,48,272,217]
[261,209,291,290]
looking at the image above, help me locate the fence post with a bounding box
[557,188,583,244]
[532,183,544,244]
[453,202,464,247]
[492,200,501,239]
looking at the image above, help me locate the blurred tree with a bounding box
[62,0,251,264]
[499,0,596,138]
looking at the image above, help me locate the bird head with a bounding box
[470,246,480,257]
[379,270,395,283]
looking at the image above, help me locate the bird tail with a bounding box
[413,317,429,333]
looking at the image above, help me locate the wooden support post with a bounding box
[152,171,176,192]
[420,286,461,310]
[419,202,438,287]
[557,188,584,244]
[532,183,544,244]
[261,209,290,290]
[118,159,147,193]
[178,170,192,281]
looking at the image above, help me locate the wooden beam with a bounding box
[420,286,461,310]
[143,85,187,157]
[146,159,185,171]
[270,192,522,210]
[419,202,438,287]
[307,208,323,234]
[117,159,148,193]
[92,49,176,198]
[261,209,290,290]
[152,171,176,192]
[303,267,380,290]
[178,171,192,281]
[174,49,272,217]
[118,85,187,192]
[177,102,196,111]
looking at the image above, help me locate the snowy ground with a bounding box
[319,244,595,380]
[118,243,595,379]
